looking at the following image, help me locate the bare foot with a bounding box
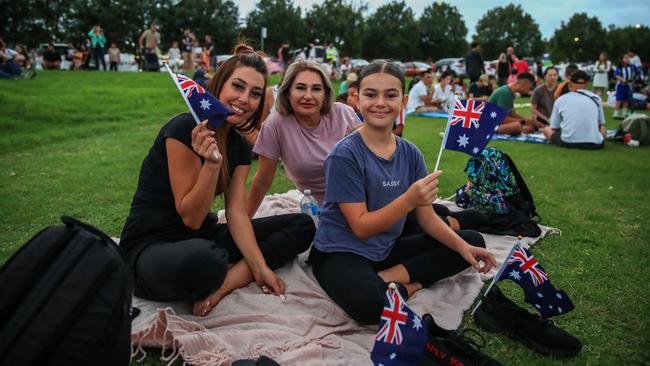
[192,290,225,316]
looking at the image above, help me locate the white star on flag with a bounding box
[472,147,479,154]
[535,304,541,309]
[490,111,497,118]
[556,293,563,299]
[537,292,544,298]
[390,353,396,360]
[558,307,563,313]
[509,270,521,281]
[199,98,211,110]
[412,315,423,331]
[494,125,499,131]
[457,134,469,147]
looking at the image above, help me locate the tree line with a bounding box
[3,0,648,63]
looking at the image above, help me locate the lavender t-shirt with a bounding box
[314,132,428,261]
[253,102,360,203]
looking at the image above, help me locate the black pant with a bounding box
[550,130,604,150]
[132,213,315,302]
[110,61,118,71]
[309,229,485,325]
[93,46,106,70]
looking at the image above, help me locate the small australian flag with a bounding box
[497,245,575,318]
[370,284,428,366]
[174,73,232,128]
[443,99,508,157]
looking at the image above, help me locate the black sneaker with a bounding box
[420,313,504,366]
[473,286,582,357]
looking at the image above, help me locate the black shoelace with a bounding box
[448,328,493,366]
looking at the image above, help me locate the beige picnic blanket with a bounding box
[130,190,558,365]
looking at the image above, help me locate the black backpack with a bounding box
[0,216,134,366]
[459,148,541,237]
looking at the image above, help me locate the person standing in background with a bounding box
[181,28,195,70]
[496,53,509,86]
[592,52,611,97]
[108,42,120,72]
[465,42,485,84]
[88,25,107,71]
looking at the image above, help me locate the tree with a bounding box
[157,0,240,53]
[418,2,467,61]
[363,1,419,60]
[549,13,607,62]
[473,4,543,60]
[243,0,307,56]
[305,0,366,57]
[606,25,650,64]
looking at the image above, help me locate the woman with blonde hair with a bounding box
[247,60,361,216]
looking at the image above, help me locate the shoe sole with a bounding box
[474,305,580,358]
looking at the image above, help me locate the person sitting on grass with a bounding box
[467,74,490,101]
[42,43,61,70]
[405,69,436,114]
[488,72,540,135]
[119,43,315,317]
[308,60,497,325]
[530,66,559,126]
[432,70,455,113]
[554,64,578,99]
[541,71,606,150]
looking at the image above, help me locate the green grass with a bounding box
[1,71,649,365]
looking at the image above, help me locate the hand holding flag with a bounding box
[164,64,232,128]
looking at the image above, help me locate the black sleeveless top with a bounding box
[119,113,251,261]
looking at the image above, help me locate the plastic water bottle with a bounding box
[300,189,319,226]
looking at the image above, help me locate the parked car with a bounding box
[216,54,232,68]
[484,60,498,76]
[289,45,325,64]
[350,58,369,69]
[403,61,431,76]
[434,58,465,76]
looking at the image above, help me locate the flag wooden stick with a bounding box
[164,63,201,124]
[471,238,521,316]
[433,97,457,172]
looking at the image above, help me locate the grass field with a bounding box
[1,71,649,366]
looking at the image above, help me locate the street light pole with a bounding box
[261,27,267,53]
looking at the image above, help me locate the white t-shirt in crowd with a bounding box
[550,89,605,144]
[406,80,429,114]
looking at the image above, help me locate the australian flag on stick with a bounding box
[165,64,232,128]
[495,244,575,318]
[370,284,428,366]
[442,99,508,157]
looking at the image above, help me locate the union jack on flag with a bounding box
[508,246,548,286]
[496,244,575,318]
[450,99,485,129]
[442,99,508,157]
[376,288,408,345]
[370,285,428,366]
[177,73,205,98]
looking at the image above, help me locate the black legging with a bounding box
[309,229,485,325]
[93,46,106,70]
[132,213,315,302]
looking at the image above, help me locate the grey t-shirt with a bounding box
[531,84,557,121]
[314,131,428,261]
[550,89,605,144]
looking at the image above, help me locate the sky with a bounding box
[237,0,650,40]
